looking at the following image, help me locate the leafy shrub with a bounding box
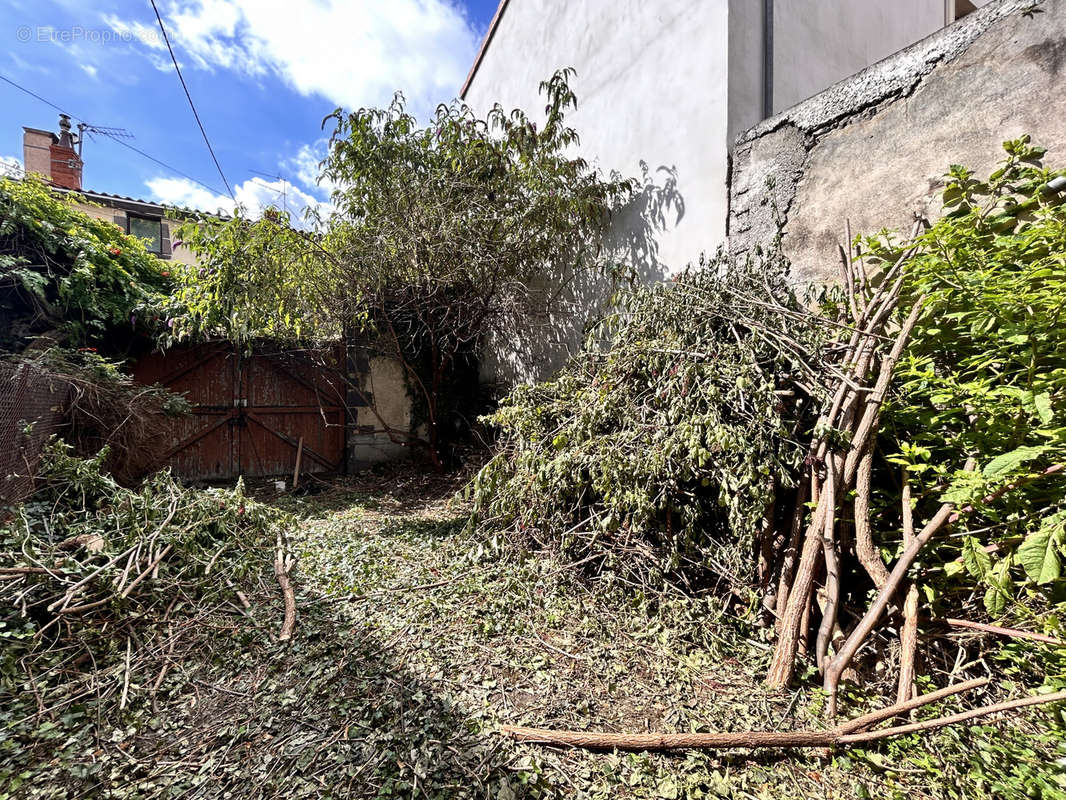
[468,249,832,588]
[873,136,1066,643]
[0,175,175,352]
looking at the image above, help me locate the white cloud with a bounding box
[107,0,482,115]
[101,18,168,51]
[80,63,99,79]
[145,174,330,227]
[0,155,23,178]
[287,142,340,196]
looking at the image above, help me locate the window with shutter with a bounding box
[128,214,163,254]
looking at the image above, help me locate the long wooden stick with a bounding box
[292,436,304,489]
[853,441,889,588]
[838,690,1066,745]
[501,681,1065,753]
[823,458,976,717]
[835,676,989,734]
[943,618,1065,647]
[897,470,919,704]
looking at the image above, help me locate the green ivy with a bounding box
[0,175,175,352]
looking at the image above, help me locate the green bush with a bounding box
[468,249,832,588]
[874,136,1066,644]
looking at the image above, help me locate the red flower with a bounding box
[110,247,122,256]
[160,271,170,277]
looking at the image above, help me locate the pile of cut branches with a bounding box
[4,347,190,486]
[468,247,835,591]
[768,137,1066,715]
[476,139,1066,739]
[0,440,293,749]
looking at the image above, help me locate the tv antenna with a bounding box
[76,122,134,156]
[249,169,289,214]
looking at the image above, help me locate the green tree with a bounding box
[176,69,637,466]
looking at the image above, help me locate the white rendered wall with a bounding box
[462,0,973,383]
[463,0,731,277]
[771,0,948,114]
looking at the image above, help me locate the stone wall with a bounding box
[728,0,1066,284]
[345,341,416,469]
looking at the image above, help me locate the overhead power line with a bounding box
[149,0,236,203]
[0,71,227,197]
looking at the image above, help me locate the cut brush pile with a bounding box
[0,440,293,792]
[476,139,1066,748]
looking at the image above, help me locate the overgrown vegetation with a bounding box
[467,249,831,591]
[0,176,175,354]
[3,80,1065,793]
[877,136,1066,628]
[6,461,1056,799]
[0,441,291,796]
[472,140,1066,776]
[174,70,639,465]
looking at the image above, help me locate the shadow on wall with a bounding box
[482,163,685,388]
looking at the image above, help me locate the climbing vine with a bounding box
[0,175,176,353]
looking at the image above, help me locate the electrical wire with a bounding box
[149,0,236,202]
[0,71,227,197]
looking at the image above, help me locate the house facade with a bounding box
[461,0,991,277]
[22,115,196,267]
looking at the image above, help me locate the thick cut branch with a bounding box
[815,456,842,671]
[838,690,1066,745]
[835,676,988,734]
[897,472,918,704]
[274,532,296,642]
[502,680,1066,753]
[823,458,976,717]
[853,441,889,588]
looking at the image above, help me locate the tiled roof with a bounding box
[52,184,230,220]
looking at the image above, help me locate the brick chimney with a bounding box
[23,114,83,190]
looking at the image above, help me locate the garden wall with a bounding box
[728,0,1066,284]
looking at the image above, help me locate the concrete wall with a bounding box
[345,342,417,468]
[728,0,1066,284]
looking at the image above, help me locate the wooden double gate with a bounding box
[134,343,346,481]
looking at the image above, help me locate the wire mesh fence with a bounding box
[0,359,70,506]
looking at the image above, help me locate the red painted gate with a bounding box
[134,343,346,481]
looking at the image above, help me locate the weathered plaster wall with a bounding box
[346,346,417,468]
[729,0,1066,284]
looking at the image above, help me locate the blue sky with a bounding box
[0,0,500,218]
